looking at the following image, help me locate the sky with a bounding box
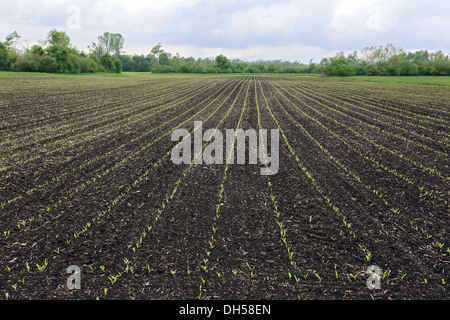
[1,0,449,63]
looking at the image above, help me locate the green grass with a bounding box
[346,76,450,86]
[0,71,123,77]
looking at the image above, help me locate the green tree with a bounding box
[113,57,122,73]
[399,60,419,76]
[0,31,22,70]
[431,58,450,76]
[119,55,134,71]
[99,53,114,72]
[11,54,36,72]
[46,29,71,48]
[159,52,171,66]
[387,54,405,75]
[132,55,151,72]
[215,54,232,73]
[326,53,356,76]
[4,31,21,51]
[151,43,164,64]
[361,44,403,63]
[0,42,8,70]
[364,61,387,75]
[46,45,70,73]
[44,29,81,73]
[30,45,45,56]
[38,55,59,73]
[267,63,279,73]
[406,50,431,75]
[145,54,158,68]
[89,32,124,58]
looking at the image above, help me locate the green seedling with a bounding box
[349,273,358,280]
[108,275,117,284]
[36,259,47,272]
[397,274,407,281]
[315,273,322,282]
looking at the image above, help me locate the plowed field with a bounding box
[0,74,448,300]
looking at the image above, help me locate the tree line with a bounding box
[1,30,449,76]
[0,30,123,74]
[319,44,450,76]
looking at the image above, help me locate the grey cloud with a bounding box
[0,0,448,61]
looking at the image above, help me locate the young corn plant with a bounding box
[123,258,133,274]
[395,273,407,281]
[349,273,359,281]
[315,273,322,283]
[108,275,117,285]
[36,259,48,272]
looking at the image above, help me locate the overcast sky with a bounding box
[1,0,449,63]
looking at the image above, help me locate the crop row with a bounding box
[295,83,450,151]
[273,80,448,182]
[1,78,241,236]
[0,77,215,150]
[261,78,449,276]
[0,77,249,299]
[0,79,226,214]
[69,78,249,299]
[0,79,221,169]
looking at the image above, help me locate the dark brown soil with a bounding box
[0,74,448,301]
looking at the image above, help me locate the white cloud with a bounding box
[128,42,347,63]
[0,0,448,61]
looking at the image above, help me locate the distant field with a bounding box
[0,73,448,300]
[346,75,450,86]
